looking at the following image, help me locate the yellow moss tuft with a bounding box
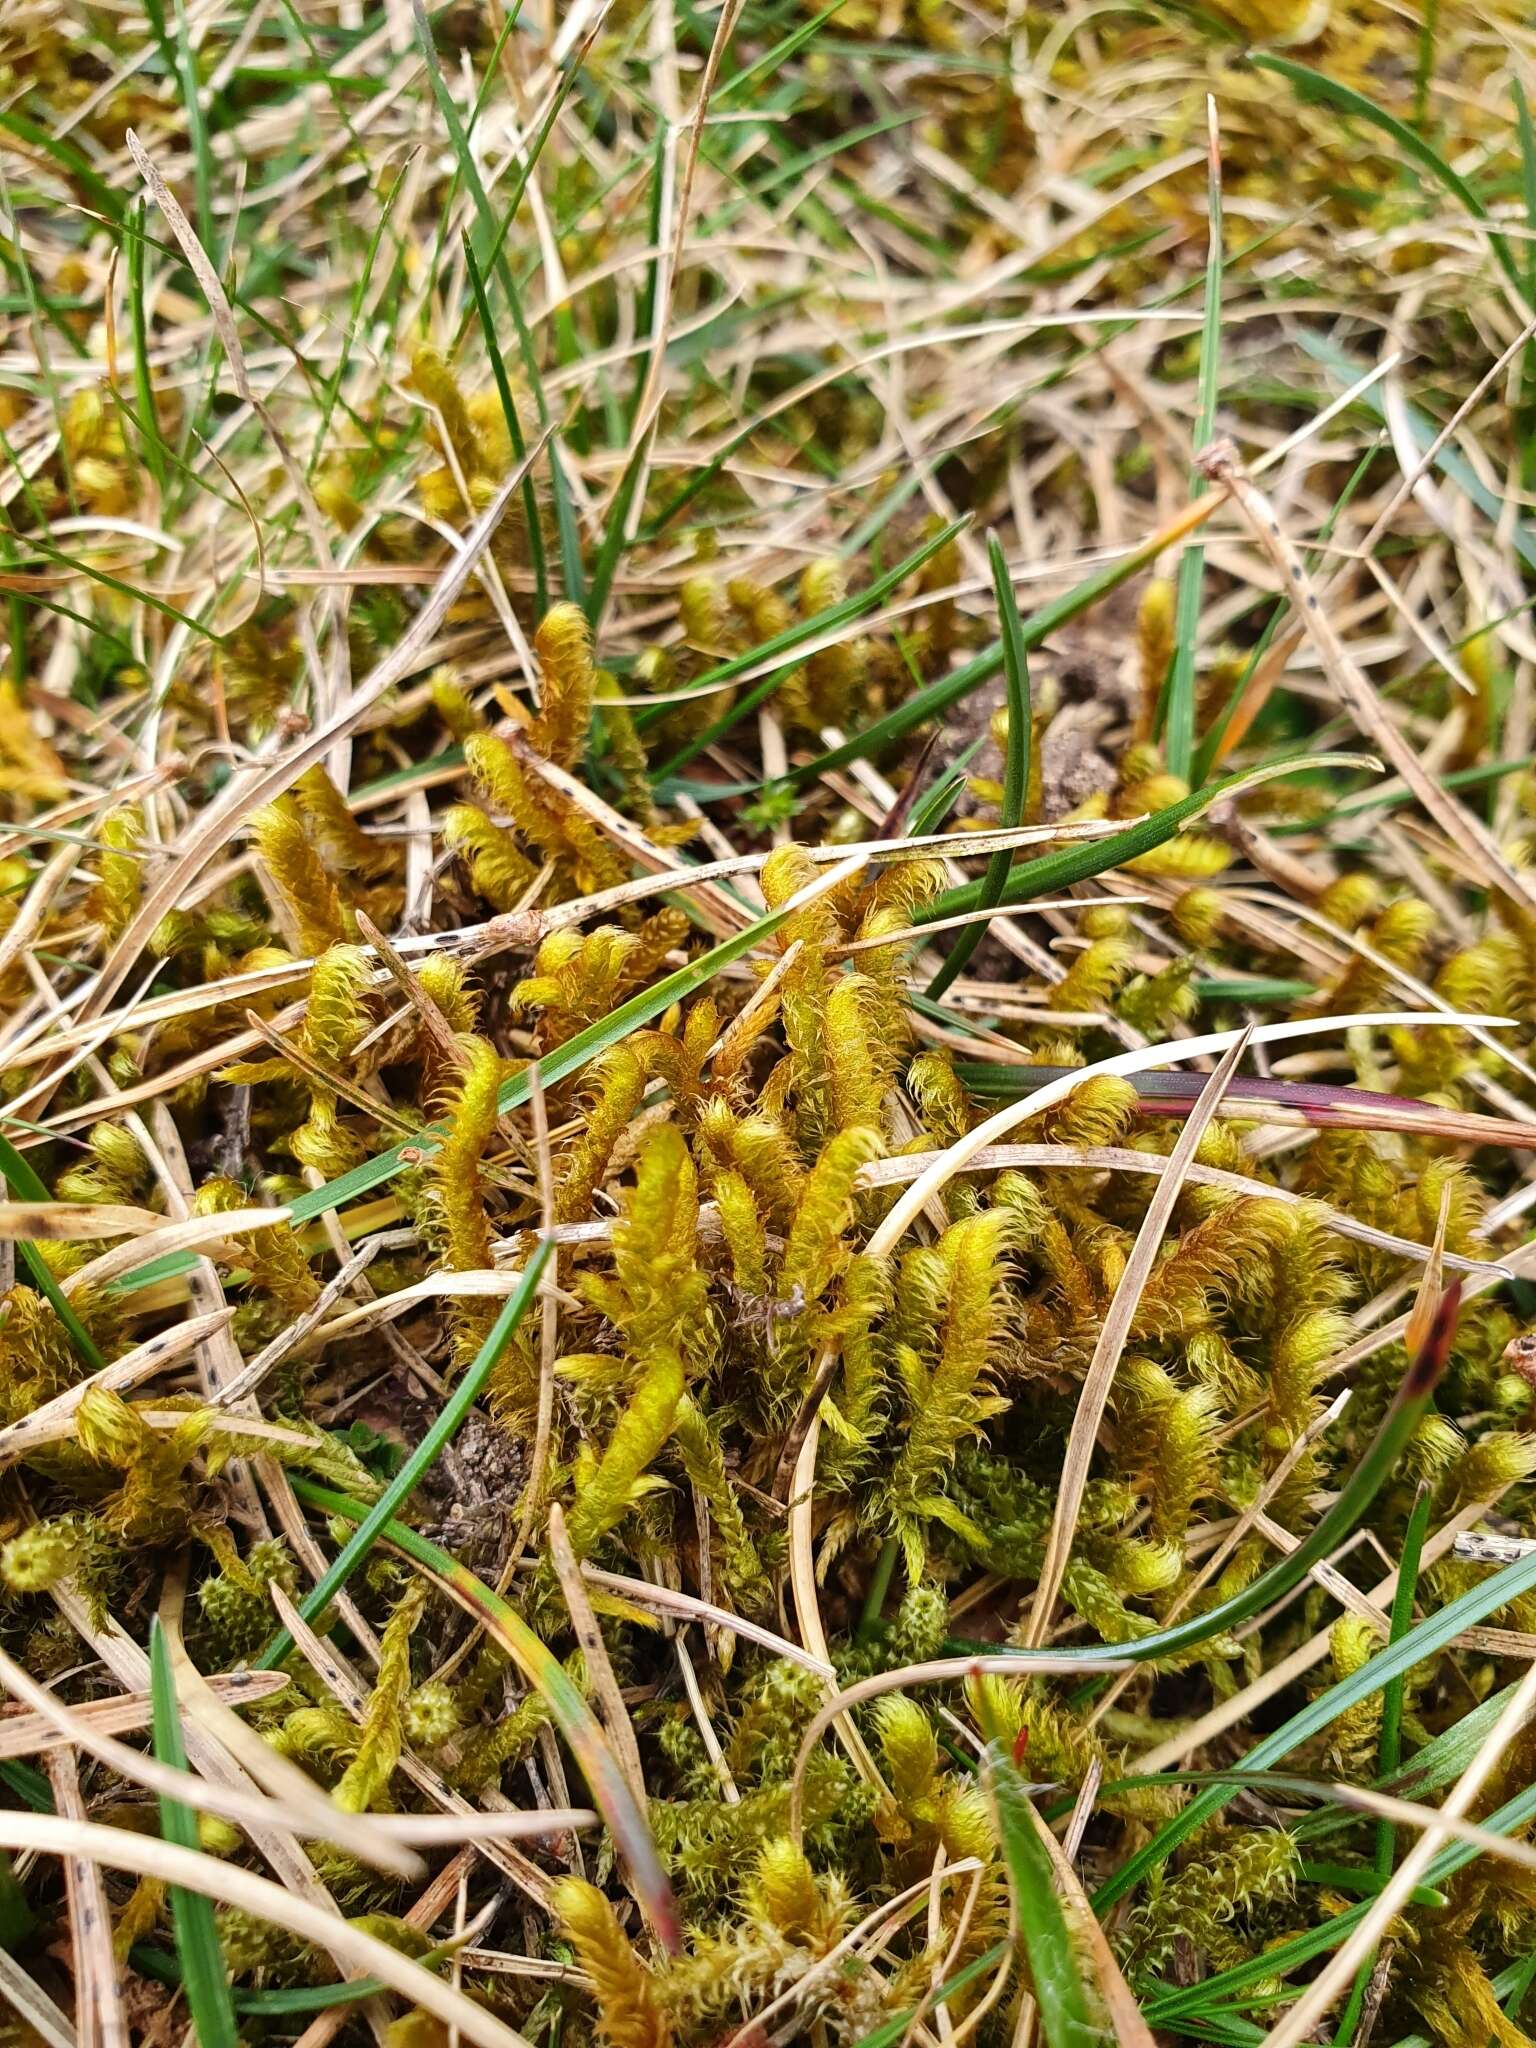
[531,603,597,767]
[553,1878,669,2048]
[251,797,349,955]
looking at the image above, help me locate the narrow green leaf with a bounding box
[124,201,168,498]
[782,503,1215,791]
[647,515,970,779]
[170,0,217,261]
[462,236,549,618]
[1299,332,1536,576]
[410,0,584,605]
[584,425,651,631]
[149,1620,238,2048]
[927,534,1031,997]
[1251,54,1521,294]
[984,1736,1097,2048]
[949,1286,1463,1754]
[1162,110,1222,781]
[285,1476,683,1954]
[15,535,224,645]
[238,1978,389,2015]
[847,1941,1009,2048]
[0,110,126,225]
[1300,1864,1444,1909]
[922,756,1364,926]
[309,166,413,480]
[257,1237,552,1669]
[1516,79,1536,309]
[1333,1481,1433,2046]
[1101,1533,1536,1932]
[0,1131,108,1372]
[1378,1484,1431,1839]
[907,735,986,837]
[0,1852,32,1948]
[115,872,854,1296]
[715,1,841,103]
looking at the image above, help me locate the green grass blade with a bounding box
[462,236,550,618]
[1192,442,1376,783]
[1331,1480,1434,2046]
[715,1,841,104]
[1162,108,1222,780]
[1516,79,1536,368]
[115,870,857,1297]
[781,502,1218,791]
[257,1236,552,1669]
[170,0,217,261]
[1099,1524,1536,1933]
[907,735,986,837]
[1518,82,1536,286]
[0,1131,108,1372]
[948,1284,1461,1709]
[149,1619,238,2048]
[1251,54,1522,295]
[15,535,224,645]
[983,1734,1097,2048]
[1141,1743,1536,2029]
[1377,1482,1430,1839]
[0,1856,33,1947]
[237,1979,388,2015]
[922,754,1365,927]
[1299,331,1536,574]
[647,515,969,780]
[584,426,653,632]
[0,110,126,226]
[409,0,584,605]
[124,200,168,499]
[927,534,1031,997]
[285,1475,683,1953]
[309,166,413,480]
[847,1942,1010,2048]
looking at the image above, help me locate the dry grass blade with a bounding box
[0,1199,162,1241]
[0,1310,234,1465]
[122,128,333,576]
[1199,439,1536,916]
[856,1146,1501,1275]
[547,1502,649,1812]
[277,1488,683,1949]
[66,448,546,1036]
[0,1815,538,2048]
[1025,1802,1155,2048]
[268,1582,560,1912]
[289,1848,482,2048]
[850,1013,1506,1267]
[43,1747,129,2048]
[0,1670,285,1761]
[1019,1029,1252,1647]
[46,1585,374,1930]
[59,1207,292,1296]
[0,1948,75,2048]
[788,1654,1129,1840]
[154,1564,391,1869]
[721,1863,985,2048]
[0,1647,424,1880]
[1259,1657,1536,2048]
